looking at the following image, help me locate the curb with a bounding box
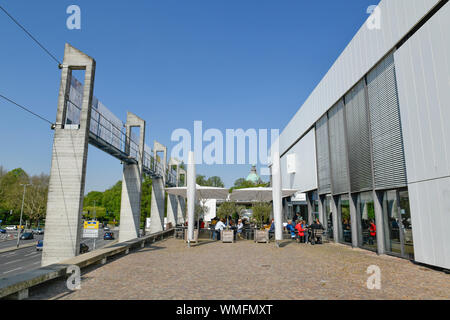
[0,243,36,254]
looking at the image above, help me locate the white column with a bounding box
[186,151,196,244]
[272,151,283,243]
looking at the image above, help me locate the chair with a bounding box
[310,229,324,245]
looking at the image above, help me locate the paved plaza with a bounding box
[30,238,450,300]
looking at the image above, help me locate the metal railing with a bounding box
[66,76,175,184]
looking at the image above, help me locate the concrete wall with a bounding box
[279,0,440,155]
[280,128,318,192]
[394,1,450,269]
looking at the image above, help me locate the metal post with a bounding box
[16,184,30,248]
[187,151,196,247]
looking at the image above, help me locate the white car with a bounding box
[5,226,17,231]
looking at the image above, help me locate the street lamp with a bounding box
[16,183,31,248]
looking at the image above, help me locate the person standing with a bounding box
[214,218,226,241]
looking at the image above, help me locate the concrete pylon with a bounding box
[186,151,196,245]
[166,158,181,226]
[149,141,167,233]
[177,197,186,224]
[272,151,283,244]
[118,112,145,243]
[42,43,96,266]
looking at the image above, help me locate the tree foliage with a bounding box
[196,175,225,188]
[0,167,49,226]
[252,202,272,228]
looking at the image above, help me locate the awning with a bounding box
[229,187,298,202]
[165,184,229,200]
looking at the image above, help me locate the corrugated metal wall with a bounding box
[316,115,331,195]
[367,53,407,190]
[344,79,373,192]
[328,100,349,195]
[279,0,440,155]
[394,1,450,269]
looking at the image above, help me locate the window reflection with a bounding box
[340,194,351,244]
[357,192,377,251]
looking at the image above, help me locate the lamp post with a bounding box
[16,183,31,248]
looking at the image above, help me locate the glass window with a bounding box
[382,190,402,255]
[324,195,333,240]
[382,189,414,259]
[312,191,319,220]
[340,194,352,244]
[357,192,377,251]
[399,190,414,259]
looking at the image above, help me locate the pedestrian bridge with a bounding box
[65,76,176,185]
[41,43,185,267]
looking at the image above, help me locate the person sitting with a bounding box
[236,219,244,239]
[295,220,308,243]
[309,218,325,244]
[268,219,275,239]
[285,220,296,239]
[214,218,226,241]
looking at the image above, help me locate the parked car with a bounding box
[20,232,34,240]
[104,232,114,240]
[0,228,6,234]
[103,226,110,231]
[32,228,44,235]
[80,243,89,254]
[5,226,17,231]
[36,240,43,251]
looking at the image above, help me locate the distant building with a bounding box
[246,165,261,184]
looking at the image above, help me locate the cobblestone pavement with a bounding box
[30,238,450,300]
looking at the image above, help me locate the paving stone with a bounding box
[29,238,450,300]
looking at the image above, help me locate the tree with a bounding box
[252,202,272,229]
[140,175,152,228]
[196,175,208,186]
[24,173,49,225]
[206,176,224,188]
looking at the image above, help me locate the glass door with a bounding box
[382,189,414,259]
[324,195,333,240]
[357,192,377,252]
[339,194,352,245]
[398,190,414,259]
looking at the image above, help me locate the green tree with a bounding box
[206,176,224,188]
[196,175,207,186]
[252,202,272,228]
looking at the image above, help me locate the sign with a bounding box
[291,192,306,202]
[287,154,296,174]
[83,220,99,238]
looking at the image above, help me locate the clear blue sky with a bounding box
[0,0,380,192]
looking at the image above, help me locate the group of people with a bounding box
[270,217,325,244]
[210,217,246,241]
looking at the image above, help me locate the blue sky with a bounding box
[0,0,380,192]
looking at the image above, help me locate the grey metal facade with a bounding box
[344,79,373,193]
[367,53,407,190]
[277,0,450,269]
[328,100,349,195]
[315,115,331,195]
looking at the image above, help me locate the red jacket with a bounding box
[369,223,376,236]
[295,223,305,237]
